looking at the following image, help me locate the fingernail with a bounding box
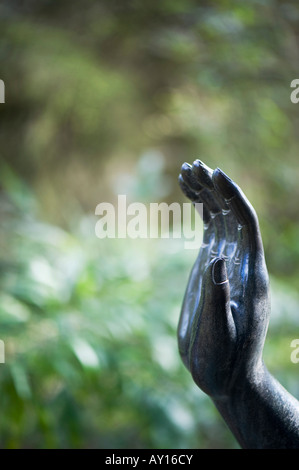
[181,162,192,173]
[192,160,214,189]
[212,258,227,285]
[192,159,211,171]
[181,162,202,191]
[213,168,236,199]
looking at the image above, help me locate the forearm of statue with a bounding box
[213,364,299,448]
[177,160,299,449]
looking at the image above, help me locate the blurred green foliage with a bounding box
[0,181,239,448]
[1,0,299,449]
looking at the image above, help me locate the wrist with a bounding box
[211,362,271,449]
[212,359,269,408]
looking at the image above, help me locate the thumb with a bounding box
[189,258,237,395]
[203,257,231,312]
[191,258,235,346]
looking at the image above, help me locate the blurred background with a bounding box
[1,0,299,449]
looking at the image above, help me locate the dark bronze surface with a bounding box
[178,160,299,448]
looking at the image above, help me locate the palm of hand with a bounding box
[178,161,270,398]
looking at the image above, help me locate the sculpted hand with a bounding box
[177,160,270,399]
